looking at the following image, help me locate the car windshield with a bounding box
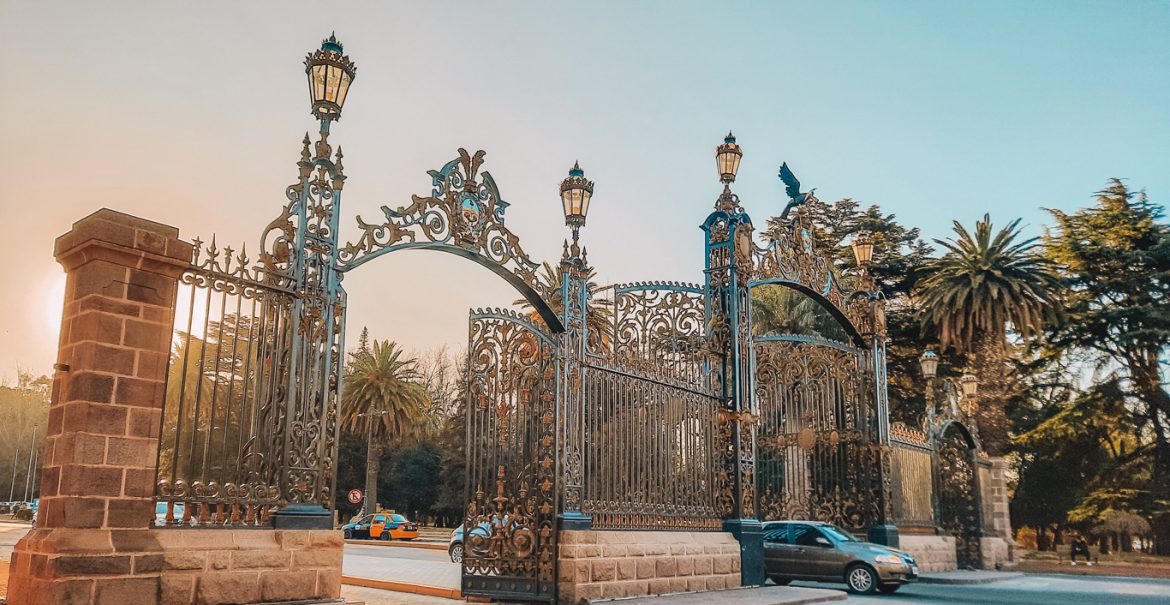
[391,515,407,522]
[820,525,857,542]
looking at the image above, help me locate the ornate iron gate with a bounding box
[753,338,884,529]
[936,423,982,569]
[463,309,559,602]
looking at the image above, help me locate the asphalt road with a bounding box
[342,543,459,588]
[792,574,1170,604]
[0,522,30,561]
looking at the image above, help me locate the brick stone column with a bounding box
[7,209,192,603]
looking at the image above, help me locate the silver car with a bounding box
[762,521,919,594]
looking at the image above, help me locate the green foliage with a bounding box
[0,370,50,501]
[341,339,429,442]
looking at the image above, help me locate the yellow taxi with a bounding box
[342,511,419,541]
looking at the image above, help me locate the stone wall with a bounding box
[898,535,956,573]
[9,528,342,605]
[557,531,741,605]
[979,536,1014,570]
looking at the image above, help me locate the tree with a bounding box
[1044,180,1170,553]
[916,214,1061,454]
[0,370,50,502]
[340,338,430,516]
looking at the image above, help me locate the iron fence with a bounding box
[154,242,296,527]
[888,423,934,528]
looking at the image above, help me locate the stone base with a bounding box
[898,535,957,572]
[7,527,343,605]
[979,536,1014,570]
[557,531,741,605]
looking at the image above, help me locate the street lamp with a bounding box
[560,161,594,254]
[851,231,875,268]
[959,372,979,399]
[919,350,939,380]
[305,33,357,122]
[716,132,743,184]
[715,132,743,212]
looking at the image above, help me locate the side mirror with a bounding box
[815,536,832,547]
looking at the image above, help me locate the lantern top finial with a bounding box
[569,161,584,177]
[321,32,343,53]
[725,131,736,144]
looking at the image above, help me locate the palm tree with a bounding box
[916,214,1061,454]
[340,338,430,516]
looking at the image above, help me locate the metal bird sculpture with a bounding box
[778,162,817,221]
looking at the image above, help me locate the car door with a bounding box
[372,515,388,538]
[761,523,795,578]
[356,514,373,538]
[791,524,841,580]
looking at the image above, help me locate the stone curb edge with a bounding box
[341,575,462,600]
[918,572,1023,585]
[344,539,448,551]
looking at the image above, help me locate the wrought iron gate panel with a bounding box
[463,309,558,602]
[578,282,723,530]
[753,338,884,530]
[936,424,982,569]
[156,241,298,526]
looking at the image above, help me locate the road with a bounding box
[342,543,459,589]
[0,522,30,561]
[792,574,1170,604]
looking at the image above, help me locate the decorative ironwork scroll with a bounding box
[463,309,558,602]
[753,339,885,529]
[752,215,877,346]
[157,126,347,525]
[935,423,982,569]
[335,149,561,332]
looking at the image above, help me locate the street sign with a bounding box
[347,489,363,504]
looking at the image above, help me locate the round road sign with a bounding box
[347,489,363,504]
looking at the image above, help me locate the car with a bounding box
[342,512,418,541]
[762,520,919,594]
[153,502,187,526]
[448,523,491,563]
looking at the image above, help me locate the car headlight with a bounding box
[874,554,903,564]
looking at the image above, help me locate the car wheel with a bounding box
[878,583,901,594]
[343,529,353,539]
[845,564,878,594]
[450,543,464,564]
[380,531,391,541]
[769,576,791,586]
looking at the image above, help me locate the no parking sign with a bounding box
[347,489,363,504]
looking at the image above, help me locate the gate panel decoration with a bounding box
[156,124,348,526]
[753,339,883,529]
[934,422,982,569]
[888,422,935,528]
[463,309,559,601]
[579,282,723,530]
[749,210,891,532]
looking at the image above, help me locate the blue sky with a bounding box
[1,1,1167,374]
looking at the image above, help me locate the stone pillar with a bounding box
[8,209,191,603]
[977,456,1015,569]
[7,209,345,605]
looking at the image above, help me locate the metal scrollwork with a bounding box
[935,424,982,568]
[337,148,540,287]
[464,309,557,601]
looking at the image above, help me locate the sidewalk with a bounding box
[587,586,845,604]
[918,570,1023,584]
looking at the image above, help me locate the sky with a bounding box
[1,1,1167,377]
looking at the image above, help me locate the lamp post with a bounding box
[920,349,980,420]
[305,33,356,124]
[357,410,388,517]
[559,161,594,258]
[714,132,743,211]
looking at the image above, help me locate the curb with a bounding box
[918,571,1022,585]
[344,539,448,551]
[341,575,461,600]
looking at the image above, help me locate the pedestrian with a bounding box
[1070,536,1092,566]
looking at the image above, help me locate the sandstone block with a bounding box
[95,576,159,605]
[636,558,655,579]
[617,558,636,580]
[260,570,316,601]
[195,572,261,605]
[591,559,616,582]
[654,557,677,577]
